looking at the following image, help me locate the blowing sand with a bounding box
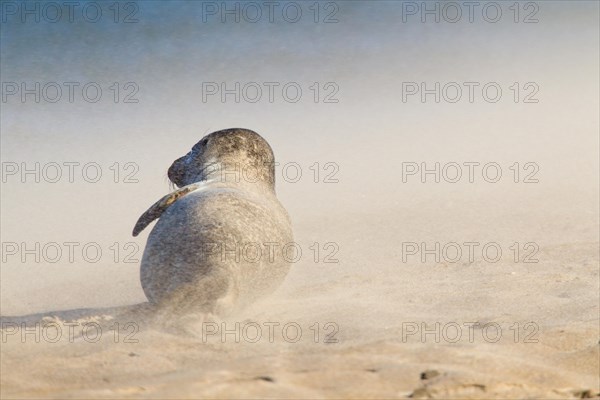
[1,1,599,398]
[2,189,599,399]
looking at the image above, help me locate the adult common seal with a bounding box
[133,128,293,315]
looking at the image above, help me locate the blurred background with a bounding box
[1,0,598,315]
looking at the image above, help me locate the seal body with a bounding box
[135,128,292,314]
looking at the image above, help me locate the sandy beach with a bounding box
[2,189,598,398]
[1,1,599,398]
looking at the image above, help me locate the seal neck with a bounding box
[196,161,275,193]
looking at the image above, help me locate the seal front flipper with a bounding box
[132,183,202,237]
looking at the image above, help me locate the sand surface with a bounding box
[2,197,599,399]
[1,1,599,398]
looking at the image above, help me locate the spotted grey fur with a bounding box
[133,128,293,315]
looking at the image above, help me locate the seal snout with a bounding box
[167,157,186,188]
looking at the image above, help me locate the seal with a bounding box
[133,128,293,315]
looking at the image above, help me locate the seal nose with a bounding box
[168,158,184,187]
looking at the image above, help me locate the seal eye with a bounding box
[193,138,209,152]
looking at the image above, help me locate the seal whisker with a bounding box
[196,161,219,182]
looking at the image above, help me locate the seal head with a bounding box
[133,129,278,237]
[168,128,276,190]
